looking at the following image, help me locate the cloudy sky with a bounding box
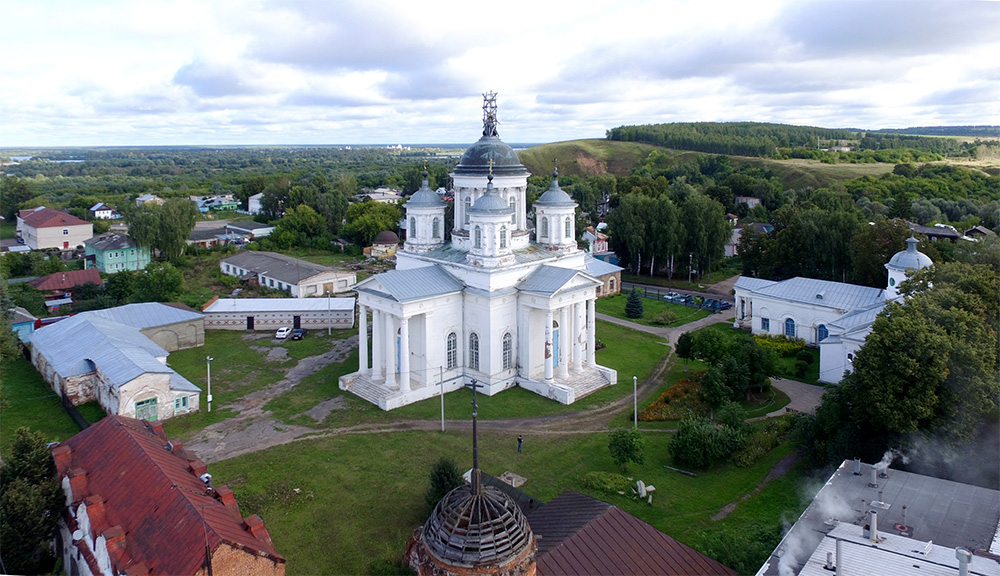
[2,0,998,147]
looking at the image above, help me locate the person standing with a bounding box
[517,434,523,453]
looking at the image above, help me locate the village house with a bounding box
[225,220,275,239]
[134,193,164,206]
[51,415,285,576]
[88,202,122,220]
[30,303,205,421]
[16,206,93,250]
[28,268,103,310]
[84,232,151,273]
[247,192,264,214]
[220,251,356,297]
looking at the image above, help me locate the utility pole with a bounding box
[206,356,214,412]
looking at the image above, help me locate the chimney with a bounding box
[215,485,240,514]
[869,466,878,487]
[150,420,165,439]
[957,548,972,576]
[244,515,273,545]
[85,495,107,531]
[870,510,880,542]
[68,467,88,503]
[835,538,842,576]
[188,459,208,477]
[104,526,126,555]
[52,444,72,475]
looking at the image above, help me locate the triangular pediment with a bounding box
[517,265,600,297]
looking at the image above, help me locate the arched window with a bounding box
[469,333,479,370]
[817,324,829,342]
[502,332,513,370]
[432,217,440,239]
[409,217,416,239]
[540,217,549,239]
[474,226,482,249]
[564,216,571,239]
[464,197,471,224]
[784,318,796,338]
[500,226,507,249]
[447,332,457,369]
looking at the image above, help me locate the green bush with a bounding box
[580,471,632,494]
[794,359,809,377]
[795,350,814,364]
[669,417,745,469]
[753,334,805,357]
[651,309,677,326]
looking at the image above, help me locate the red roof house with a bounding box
[28,268,102,295]
[51,415,285,576]
[16,206,93,249]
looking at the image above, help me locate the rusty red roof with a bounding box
[19,206,90,228]
[528,491,737,576]
[54,416,284,575]
[28,268,102,291]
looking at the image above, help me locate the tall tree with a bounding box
[0,428,64,575]
[850,218,912,287]
[0,177,33,221]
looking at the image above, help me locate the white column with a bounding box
[559,306,570,378]
[384,312,396,389]
[573,302,583,371]
[399,316,410,393]
[544,309,553,381]
[358,304,368,375]
[372,309,382,380]
[588,299,596,366]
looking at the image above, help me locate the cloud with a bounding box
[173,59,265,98]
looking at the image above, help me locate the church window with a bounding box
[464,197,471,224]
[889,277,896,286]
[447,332,457,369]
[509,198,516,222]
[847,353,854,362]
[500,226,507,249]
[474,226,482,249]
[410,217,416,239]
[541,217,549,239]
[784,318,796,338]
[502,332,513,369]
[818,324,829,341]
[564,217,571,239]
[469,333,480,370]
[432,217,440,239]
[761,318,770,332]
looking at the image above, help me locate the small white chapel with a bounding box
[339,93,619,410]
[733,236,933,384]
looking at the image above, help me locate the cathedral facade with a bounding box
[339,94,618,410]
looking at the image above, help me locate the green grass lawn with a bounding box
[0,222,15,240]
[261,319,672,429]
[208,428,807,575]
[621,272,739,293]
[596,292,713,327]
[0,357,84,454]
[772,346,821,384]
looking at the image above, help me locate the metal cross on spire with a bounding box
[465,378,484,495]
[482,91,499,137]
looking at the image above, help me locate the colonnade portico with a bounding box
[358,304,412,393]
[537,296,598,383]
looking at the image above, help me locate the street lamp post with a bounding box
[327,290,332,336]
[633,376,638,429]
[688,252,693,284]
[206,356,214,412]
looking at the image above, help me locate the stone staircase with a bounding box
[554,369,610,401]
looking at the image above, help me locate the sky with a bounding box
[2,0,999,147]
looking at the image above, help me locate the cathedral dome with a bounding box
[455,136,527,178]
[422,483,534,568]
[886,236,932,271]
[408,172,446,207]
[534,170,575,207]
[470,176,514,215]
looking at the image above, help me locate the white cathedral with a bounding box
[733,236,933,384]
[339,94,619,410]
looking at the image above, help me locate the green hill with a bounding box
[519,139,896,190]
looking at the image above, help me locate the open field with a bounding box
[0,357,85,454]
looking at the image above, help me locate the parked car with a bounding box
[701,298,719,311]
[676,294,694,305]
[718,301,733,310]
[662,291,681,302]
[275,327,292,339]
[291,328,307,340]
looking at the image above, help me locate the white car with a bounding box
[275,327,292,339]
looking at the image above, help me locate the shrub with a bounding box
[794,359,809,377]
[796,350,814,364]
[730,416,797,468]
[651,309,677,326]
[424,457,463,512]
[639,378,705,421]
[753,334,805,357]
[669,417,745,469]
[580,471,632,494]
[608,428,646,472]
